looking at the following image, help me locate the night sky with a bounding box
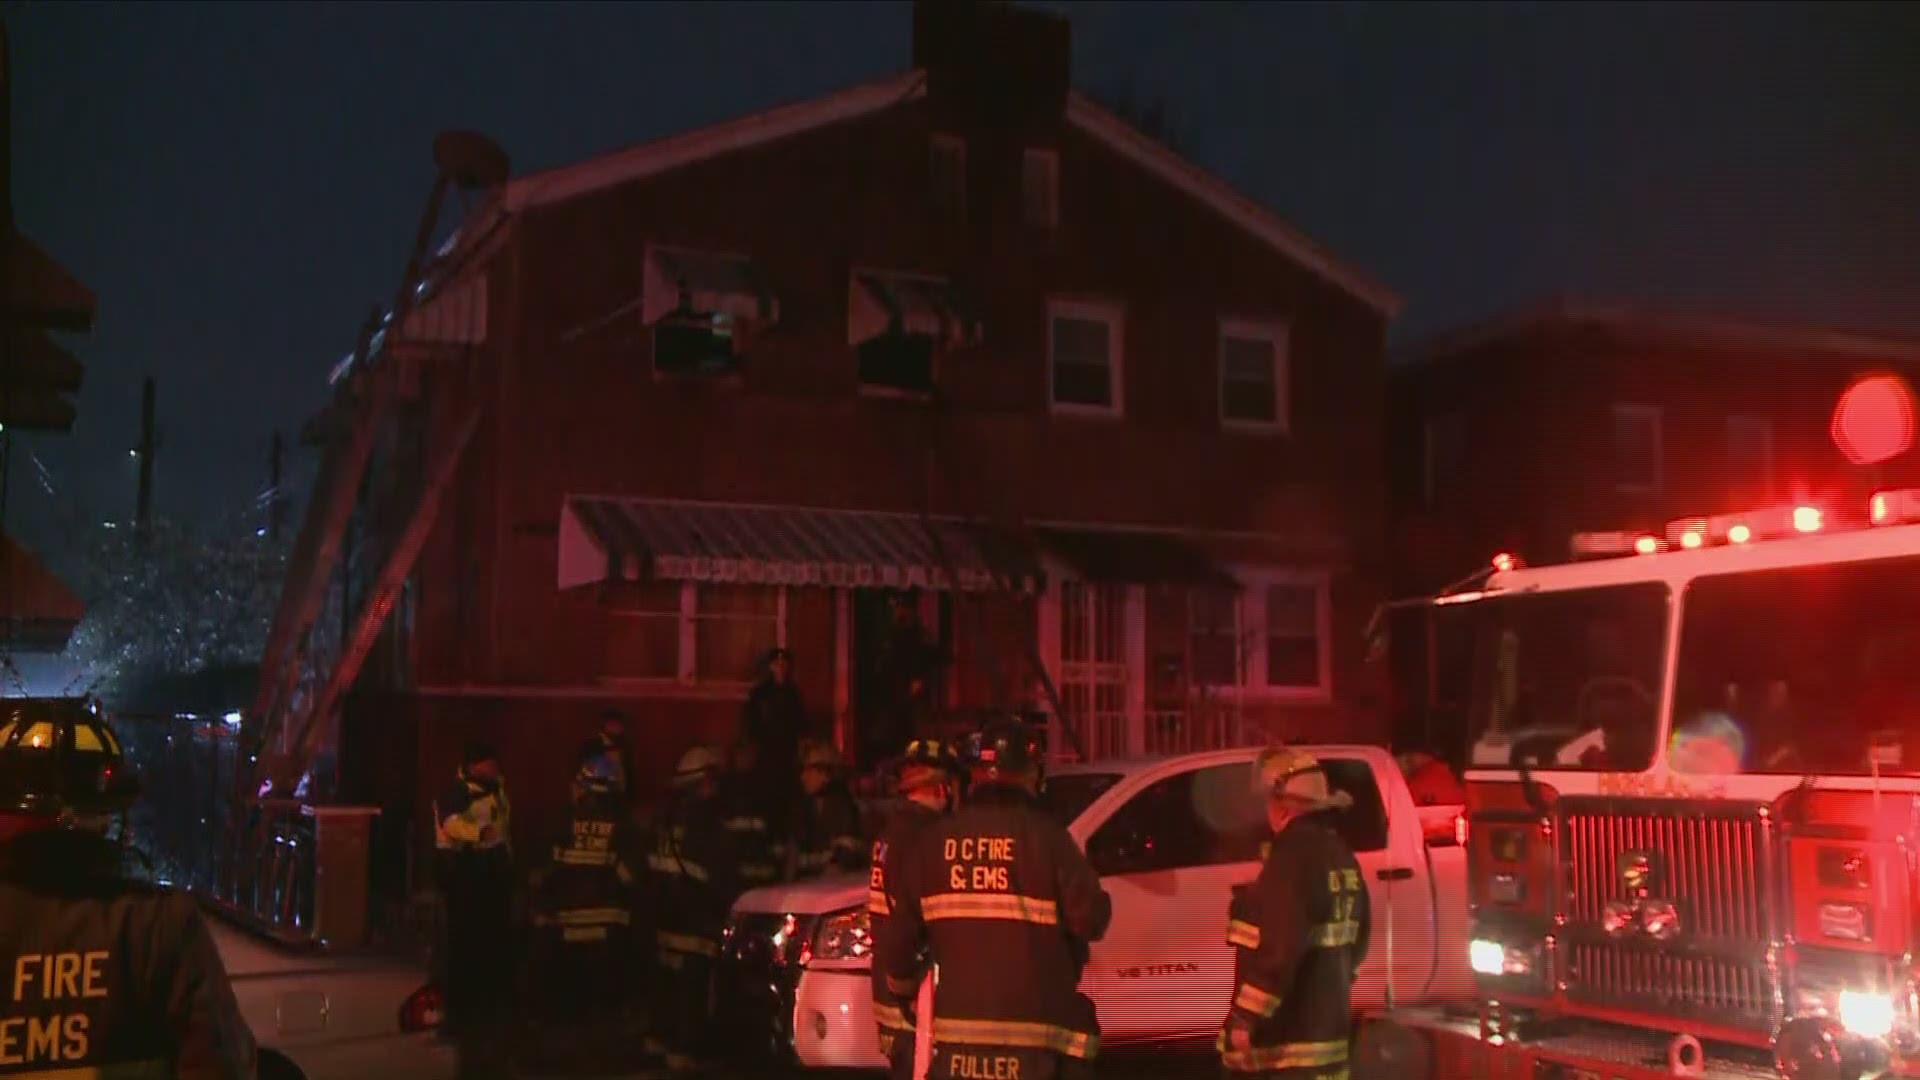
[7,0,1918,544]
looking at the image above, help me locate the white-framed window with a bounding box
[604,582,786,686]
[1048,298,1124,416]
[1612,403,1663,495]
[1727,415,1774,492]
[930,133,967,223]
[1218,319,1290,432]
[1262,580,1326,693]
[1144,571,1332,701]
[1023,147,1059,231]
[1424,412,1467,509]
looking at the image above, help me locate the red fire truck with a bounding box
[1369,488,1920,1080]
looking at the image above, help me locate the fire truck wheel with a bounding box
[1353,1016,1432,1080]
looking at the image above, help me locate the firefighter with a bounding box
[1218,746,1371,1079]
[791,739,865,878]
[644,745,737,1074]
[0,707,257,1079]
[868,737,963,1080]
[880,717,1111,1080]
[523,744,637,1071]
[435,740,515,1077]
[722,737,787,890]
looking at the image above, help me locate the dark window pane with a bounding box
[1321,758,1389,852]
[1267,637,1320,688]
[1087,771,1204,875]
[1052,316,1109,367]
[1053,361,1111,408]
[858,334,936,394]
[655,320,741,377]
[1222,379,1276,424]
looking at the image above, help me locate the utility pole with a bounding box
[134,375,154,537]
[269,431,285,541]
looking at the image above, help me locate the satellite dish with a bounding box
[432,131,510,192]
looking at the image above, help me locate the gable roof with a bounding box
[1408,298,1920,368]
[498,70,1399,317]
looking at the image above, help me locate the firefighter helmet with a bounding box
[673,745,721,788]
[0,700,140,821]
[1254,745,1352,811]
[967,717,1042,785]
[896,737,960,794]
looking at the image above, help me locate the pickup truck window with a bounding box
[1086,764,1266,876]
[1041,772,1122,825]
[1321,758,1389,853]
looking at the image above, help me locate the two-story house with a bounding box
[256,1,1399,870]
[1386,299,1920,750]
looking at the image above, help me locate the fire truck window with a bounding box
[1462,583,1669,771]
[1675,557,1920,776]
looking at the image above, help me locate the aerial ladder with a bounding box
[248,131,510,797]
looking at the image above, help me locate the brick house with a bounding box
[259,1,1399,877]
[1386,300,1920,747]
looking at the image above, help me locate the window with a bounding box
[1424,412,1467,509]
[1086,763,1268,876]
[1218,320,1289,430]
[1022,148,1059,231]
[1048,300,1124,414]
[1320,758,1389,853]
[1188,587,1241,688]
[1265,583,1322,690]
[1039,771,1123,826]
[857,334,936,396]
[1726,415,1774,491]
[604,582,786,685]
[1612,403,1662,494]
[930,134,967,222]
[654,313,744,378]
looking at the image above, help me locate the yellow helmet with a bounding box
[1254,745,1351,811]
[673,745,721,787]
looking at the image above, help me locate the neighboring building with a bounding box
[1386,300,1920,747]
[254,0,1399,876]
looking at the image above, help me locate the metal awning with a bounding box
[559,497,1041,592]
[847,271,980,348]
[0,535,84,653]
[642,246,779,327]
[1032,526,1241,589]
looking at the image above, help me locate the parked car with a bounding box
[209,917,453,1080]
[719,744,1473,1070]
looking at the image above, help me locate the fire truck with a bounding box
[1369,489,1920,1080]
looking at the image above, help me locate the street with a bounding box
[510,1049,1221,1079]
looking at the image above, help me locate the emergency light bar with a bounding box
[1665,503,1825,548]
[1570,530,1663,558]
[1871,488,1920,526]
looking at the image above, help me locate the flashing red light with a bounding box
[1792,506,1824,533]
[398,984,444,1033]
[1633,535,1660,555]
[1729,524,1753,544]
[1874,493,1891,524]
[1492,552,1517,573]
[1679,530,1704,549]
[1454,813,1469,848]
[1833,373,1917,466]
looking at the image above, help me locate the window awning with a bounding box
[642,246,780,327]
[847,271,980,348]
[0,535,84,653]
[1032,526,1241,589]
[559,497,1041,593]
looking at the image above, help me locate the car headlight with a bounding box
[808,906,873,963]
[1841,991,1896,1040]
[1469,938,1532,977]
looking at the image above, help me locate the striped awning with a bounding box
[558,497,1040,593]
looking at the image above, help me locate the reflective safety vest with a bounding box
[1217,812,1371,1077]
[436,771,511,854]
[643,797,737,963]
[876,785,1111,1067]
[721,783,788,888]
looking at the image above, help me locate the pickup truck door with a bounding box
[1079,760,1264,1042]
[1320,754,1437,1010]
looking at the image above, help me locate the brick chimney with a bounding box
[912,0,1070,136]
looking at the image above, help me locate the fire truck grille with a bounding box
[1564,942,1774,1029]
[1560,800,1775,1029]
[1563,802,1769,942]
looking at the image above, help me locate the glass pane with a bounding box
[1193,763,1268,864]
[697,585,779,619]
[1222,379,1276,424]
[1087,771,1205,875]
[1052,359,1111,408]
[74,724,104,752]
[1221,336,1273,383]
[605,614,679,680]
[1267,636,1320,688]
[696,616,777,683]
[1322,758,1389,852]
[858,334,935,393]
[1039,772,1121,826]
[18,722,55,751]
[1267,584,1317,636]
[655,321,741,377]
[1052,316,1109,369]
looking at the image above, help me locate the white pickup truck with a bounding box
[718,744,1473,1070]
